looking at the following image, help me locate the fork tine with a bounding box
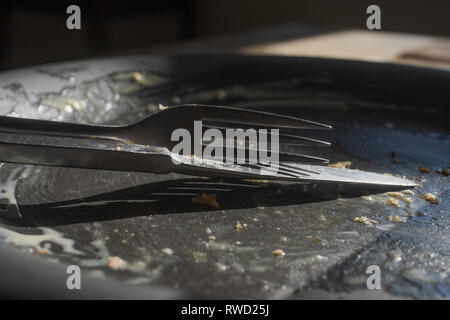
[173,154,309,181]
[279,162,321,175]
[181,105,332,130]
[201,145,329,164]
[202,124,331,147]
[247,162,311,177]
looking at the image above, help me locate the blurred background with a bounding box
[0,0,449,70]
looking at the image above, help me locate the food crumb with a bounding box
[421,193,440,204]
[353,216,377,226]
[205,227,212,234]
[402,197,413,204]
[208,235,216,241]
[192,193,219,208]
[385,192,402,197]
[385,192,412,204]
[416,166,430,173]
[216,263,228,271]
[313,237,323,243]
[272,249,286,257]
[401,189,414,195]
[162,248,174,256]
[158,104,168,110]
[362,195,374,201]
[386,197,401,208]
[130,72,144,83]
[280,236,288,242]
[386,250,402,262]
[235,221,246,230]
[388,215,407,223]
[34,245,51,255]
[107,256,125,270]
[115,146,121,151]
[314,255,328,261]
[328,161,352,168]
[436,167,450,176]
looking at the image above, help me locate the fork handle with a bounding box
[0,115,123,142]
[0,130,173,173]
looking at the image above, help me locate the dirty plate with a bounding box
[0,55,448,299]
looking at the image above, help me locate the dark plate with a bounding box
[0,55,448,299]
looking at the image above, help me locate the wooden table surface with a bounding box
[150,24,450,70]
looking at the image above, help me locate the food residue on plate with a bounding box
[272,249,286,257]
[437,167,450,176]
[386,249,402,262]
[313,237,323,243]
[192,193,219,208]
[421,193,440,204]
[314,255,328,261]
[353,216,377,226]
[130,72,145,83]
[162,248,174,256]
[385,192,413,204]
[34,245,52,255]
[328,161,352,168]
[235,221,247,231]
[107,256,125,270]
[216,263,229,271]
[386,197,401,208]
[388,215,407,223]
[416,166,430,173]
[41,97,87,112]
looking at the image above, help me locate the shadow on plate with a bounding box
[1,178,404,227]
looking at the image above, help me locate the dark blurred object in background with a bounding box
[1,0,449,70]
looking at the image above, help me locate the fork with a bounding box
[0,104,415,187]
